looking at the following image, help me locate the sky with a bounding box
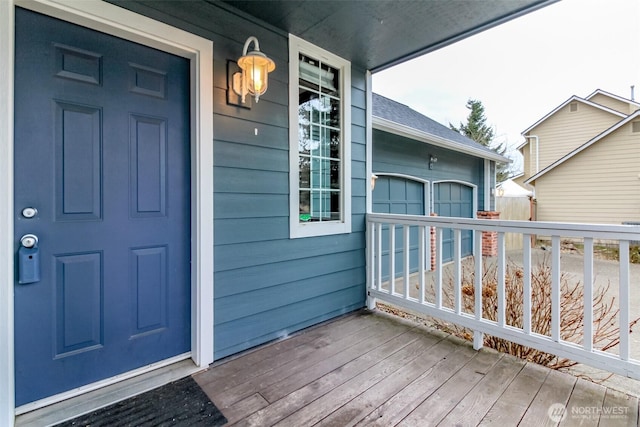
[373,0,640,174]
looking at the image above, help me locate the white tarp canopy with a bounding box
[497,179,533,197]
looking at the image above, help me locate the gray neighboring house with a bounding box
[372,93,509,262]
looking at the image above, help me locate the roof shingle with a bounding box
[372,93,501,159]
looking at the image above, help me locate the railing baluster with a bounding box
[389,224,396,295]
[552,236,561,342]
[583,237,594,352]
[419,225,425,304]
[454,229,461,314]
[403,225,410,298]
[619,239,630,361]
[366,221,375,309]
[425,225,431,272]
[474,230,483,350]
[435,228,442,309]
[523,234,532,335]
[375,222,382,292]
[497,231,505,328]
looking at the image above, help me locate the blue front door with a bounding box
[14,8,191,406]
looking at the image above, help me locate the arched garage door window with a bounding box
[433,181,477,263]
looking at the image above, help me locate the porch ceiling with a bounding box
[218,0,557,72]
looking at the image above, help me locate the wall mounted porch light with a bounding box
[231,36,275,104]
[429,154,438,170]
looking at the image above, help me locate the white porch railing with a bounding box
[366,213,640,380]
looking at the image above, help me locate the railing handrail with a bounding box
[367,213,640,240]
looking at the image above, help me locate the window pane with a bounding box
[321,63,339,96]
[309,125,321,156]
[329,191,340,220]
[299,190,311,221]
[298,88,312,122]
[299,88,318,154]
[310,158,329,189]
[299,55,320,90]
[309,190,333,221]
[299,156,310,189]
[320,127,331,158]
[298,123,310,155]
[299,87,319,109]
[330,160,340,189]
[329,129,340,159]
[329,97,340,128]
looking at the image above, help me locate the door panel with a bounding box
[434,182,474,262]
[14,8,191,406]
[55,252,103,356]
[55,101,102,220]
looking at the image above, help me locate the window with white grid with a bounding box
[289,35,351,238]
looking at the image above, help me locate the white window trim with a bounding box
[289,34,351,238]
[484,158,491,211]
[1,1,214,422]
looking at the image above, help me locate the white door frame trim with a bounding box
[1,1,214,423]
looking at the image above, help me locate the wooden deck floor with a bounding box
[194,310,640,426]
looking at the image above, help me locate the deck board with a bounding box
[438,354,525,426]
[601,388,639,427]
[397,350,503,426]
[561,378,606,426]
[519,368,577,427]
[479,361,549,425]
[193,310,640,427]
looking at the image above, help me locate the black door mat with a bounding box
[55,376,227,426]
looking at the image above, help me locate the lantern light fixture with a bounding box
[232,36,276,104]
[429,154,438,170]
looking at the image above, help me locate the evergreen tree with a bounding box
[450,99,510,182]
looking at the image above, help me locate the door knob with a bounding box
[20,234,38,248]
[18,234,40,284]
[21,207,38,218]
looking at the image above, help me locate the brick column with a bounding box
[477,211,500,257]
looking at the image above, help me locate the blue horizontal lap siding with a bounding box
[215,289,364,358]
[215,250,365,298]
[216,268,365,324]
[113,1,368,360]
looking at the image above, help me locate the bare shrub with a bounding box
[431,255,639,370]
